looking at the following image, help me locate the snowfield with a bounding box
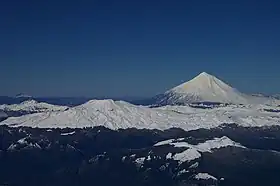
[0,99,280,130]
[0,100,68,112]
[155,136,245,163]
[194,173,217,180]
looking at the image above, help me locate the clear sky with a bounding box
[1,0,280,97]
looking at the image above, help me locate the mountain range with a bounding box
[2,72,280,106]
[1,73,280,186]
[1,72,280,130]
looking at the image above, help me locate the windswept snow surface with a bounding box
[166,153,172,159]
[0,100,68,112]
[155,72,280,105]
[7,137,41,151]
[154,136,245,151]
[1,99,280,130]
[173,148,202,163]
[60,131,75,136]
[155,136,245,163]
[154,139,176,146]
[194,173,217,180]
[134,157,146,167]
[177,169,189,176]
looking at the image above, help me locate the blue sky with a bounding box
[1,0,280,97]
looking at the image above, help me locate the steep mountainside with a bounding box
[154,72,280,106]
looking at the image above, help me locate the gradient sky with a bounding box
[1,0,280,97]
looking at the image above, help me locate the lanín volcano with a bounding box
[154,72,280,105]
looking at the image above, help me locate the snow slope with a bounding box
[154,72,280,105]
[0,99,227,129]
[0,100,69,112]
[1,99,280,130]
[195,173,217,180]
[155,136,245,163]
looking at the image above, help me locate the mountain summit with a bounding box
[154,72,280,105]
[170,72,236,95]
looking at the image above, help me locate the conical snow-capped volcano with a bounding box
[171,72,238,95]
[154,72,280,105]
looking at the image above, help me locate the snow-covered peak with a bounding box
[198,71,210,76]
[171,72,233,94]
[77,99,136,112]
[0,100,68,112]
[21,100,38,105]
[188,71,213,80]
[155,72,280,106]
[80,99,116,107]
[158,72,247,104]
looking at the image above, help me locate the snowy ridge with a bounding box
[155,72,280,105]
[1,99,280,130]
[7,137,41,151]
[1,99,225,130]
[154,136,245,150]
[155,136,245,163]
[0,100,69,112]
[194,173,217,180]
[61,131,75,136]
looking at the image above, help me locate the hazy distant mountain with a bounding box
[0,99,68,113]
[15,93,32,98]
[0,100,69,120]
[0,96,148,106]
[272,94,280,100]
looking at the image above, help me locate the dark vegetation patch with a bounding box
[1,124,280,186]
